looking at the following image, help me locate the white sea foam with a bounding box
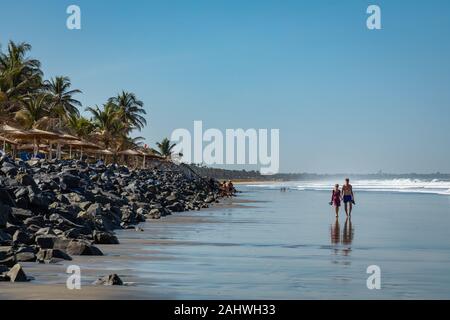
[245,179,450,195]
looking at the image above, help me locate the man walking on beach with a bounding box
[342,178,355,216]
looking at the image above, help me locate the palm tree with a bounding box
[66,114,94,139]
[44,76,81,127]
[108,91,146,132]
[86,102,121,148]
[14,93,51,129]
[0,41,43,121]
[155,138,176,158]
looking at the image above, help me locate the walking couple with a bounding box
[330,178,355,218]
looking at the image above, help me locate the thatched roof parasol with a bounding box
[58,133,80,141]
[118,149,140,156]
[96,149,114,155]
[0,135,18,145]
[17,144,49,150]
[24,128,61,140]
[0,124,23,133]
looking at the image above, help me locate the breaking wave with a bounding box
[246,179,450,195]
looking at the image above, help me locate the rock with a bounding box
[1,162,17,177]
[23,216,45,227]
[0,188,16,206]
[16,174,38,189]
[66,240,103,256]
[6,263,29,282]
[36,249,72,263]
[35,227,56,236]
[0,274,10,282]
[60,173,81,190]
[0,204,12,227]
[166,194,178,203]
[93,231,119,244]
[10,208,33,221]
[0,255,16,267]
[94,274,123,286]
[35,235,57,249]
[146,208,161,219]
[12,230,34,245]
[0,230,12,245]
[15,251,36,262]
[86,203,102,216]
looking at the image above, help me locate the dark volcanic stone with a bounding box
[35,235,57,249]
[93,231,119,244]
[60,173,81,190]
[15,251,37,262]
[6,263,29,282]
[11,208,33,221]
[94,273,123,286]
[12,230,34,245]
[0,188,16,206]
[0,255,16,267]
[36,249,72,263]
[0,204,12,227]
[66,240,103,256]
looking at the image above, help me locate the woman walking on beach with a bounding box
[330,184,342,218]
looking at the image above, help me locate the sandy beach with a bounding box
[0,198,243,300]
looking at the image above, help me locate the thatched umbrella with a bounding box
[66,140,101,160]
[94,149,114,164]
[0,124,26,152]
[55,133,80,160]
[0,135,18,146]
[118,149,140,156]
[15,129,61,158]
[17,144,49,150]
[118,149,141,168]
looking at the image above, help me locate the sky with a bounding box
[1,0,450,174]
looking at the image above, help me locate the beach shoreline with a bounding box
[0,197,246,300]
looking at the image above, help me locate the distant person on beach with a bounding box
[330,184,341,218]
[227,180,236,196]
[342,178,355,216]
[219,181,235,197]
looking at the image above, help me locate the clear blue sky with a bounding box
[1,0,450,173]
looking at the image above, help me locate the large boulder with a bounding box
[66,240,103,256]
[6,263,29,282]
[1,162,17,177]
[15,251,37,262]
[0,255,16,268]
[16,174,38,189]
[35,235,58,249]
[93,274,123,286]
[0,230,12,245]
[146,208,161,220]
[0,204,12,227]
[60,173,81,190]
[36,249,72,263]
[10,208,33,221]
[0,188,16,206]
[12,230,34,245]
[93,231,119,244]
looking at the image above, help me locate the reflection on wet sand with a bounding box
[342,218,354,245]
[330,218,355,256]
[330,219,341,245]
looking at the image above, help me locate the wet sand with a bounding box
[0,198,247,300]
